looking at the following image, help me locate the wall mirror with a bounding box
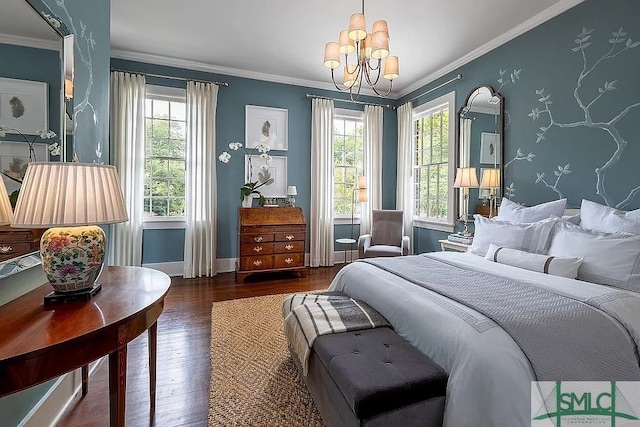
[456,85,504,219]
[0,0,74,278]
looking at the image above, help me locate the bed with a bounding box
[326,202,640,427]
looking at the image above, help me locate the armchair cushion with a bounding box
[365,245,403,258]
[370,210,404,247]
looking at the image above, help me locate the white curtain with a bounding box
[361,104,383,235]
[183,82,219,278]
[310,98,334,267]
[109,71,145,266]
[396,101,414,249]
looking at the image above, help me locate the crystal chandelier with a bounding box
[323,0,399,100]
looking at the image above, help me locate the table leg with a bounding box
[148,321,157,411]
[81,364,89,397]
[109,325,128,427]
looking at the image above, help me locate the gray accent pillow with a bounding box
[370,210,403,247]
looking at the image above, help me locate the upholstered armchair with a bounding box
[358,210,410,258]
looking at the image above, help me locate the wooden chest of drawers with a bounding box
[0,225,43,262]
[236,207,307,283]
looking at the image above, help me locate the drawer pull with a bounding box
[0,245,12,253]
[286,235,295,241]
[253,246,263,253]
[254,236,263,242]
[284,257,294,264]
[253,260,263,266]
[284,244,294,251]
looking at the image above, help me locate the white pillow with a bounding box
[561,213,581,225]
[580,199,640,235]
[547,221,640,291]
[485,243,583,279]
[469,215,558,257]
[497,198,567,223]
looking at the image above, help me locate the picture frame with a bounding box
[0,77,48,134]
[245,155,287,198]
[0,141,50,195]
[480,132,501,164]
[245,105,288,151]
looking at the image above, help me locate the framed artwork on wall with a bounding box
[480,132,501,164]
[0,77,48,134]
[245,155,287,198]
[245,105,288,151]
[0,141,49,194]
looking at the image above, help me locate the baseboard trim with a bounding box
[143,254,327,277]
[20,358,104,427]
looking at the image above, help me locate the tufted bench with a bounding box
[304,327,448,427]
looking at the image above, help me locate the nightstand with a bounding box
[438,239,470,253]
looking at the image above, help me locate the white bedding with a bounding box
[328,252,640,427]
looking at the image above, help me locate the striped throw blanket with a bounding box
[282,292,389,375]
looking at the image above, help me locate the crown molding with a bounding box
[0,33,59,51]
[395,0,585,99]
[110,49,383,97]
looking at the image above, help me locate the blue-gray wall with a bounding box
[0,0,111,424]
[110,58,398,263]
[403,0,640,252]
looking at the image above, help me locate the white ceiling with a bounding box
[110,0,582,97]
[0,0,60,48]
[0,0,583,98]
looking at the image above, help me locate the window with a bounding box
[333,110,364,217]
[412,92,455,229]
[144,86,186,220]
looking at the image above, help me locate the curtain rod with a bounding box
[110,68,229,87]
[408,74,463,103]
[305,94,394,109]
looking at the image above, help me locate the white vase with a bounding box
[242,194,253,207]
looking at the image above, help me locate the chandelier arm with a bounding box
[330,68,349,93]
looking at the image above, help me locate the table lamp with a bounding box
[0,178,14,226]
[286,185,297,207]
[480,168,500,217]
[11,162,128,301]
[351,176,368,241]
[453,167,479,236]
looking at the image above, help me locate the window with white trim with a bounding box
[144,86,187,219]
[412,92,455,229]
[333,109,364,217]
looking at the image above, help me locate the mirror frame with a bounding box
[0,0,74,279]
[455,84,505,220]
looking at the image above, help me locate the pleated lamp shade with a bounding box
[453,167,479,188]
[480,168,501,189]
[0,178,13,226]
[12,162,128,228]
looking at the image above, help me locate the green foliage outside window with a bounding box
[144,98,186,218]
[414,108,449,220]
[334,116,364,215]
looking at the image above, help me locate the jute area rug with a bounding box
[208,293,324,426]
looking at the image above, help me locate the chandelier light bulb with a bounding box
[323,42,341,69]
[370,31,390,60]
[382,56,399,80]
[338,30,355,55]
[348,13,367,41]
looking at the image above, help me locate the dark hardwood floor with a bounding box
[58,266,341,427]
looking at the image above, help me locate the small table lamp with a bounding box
[351,176,368,241]
[453,167,479,236]
[0,178,14,226]
[12,162,128,301]
[480,168,500,217]
[286,185,297,207]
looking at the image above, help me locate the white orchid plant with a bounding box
[219,141,274,206]
[0,126,60,206]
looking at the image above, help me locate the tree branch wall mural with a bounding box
[527,26,640,209]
